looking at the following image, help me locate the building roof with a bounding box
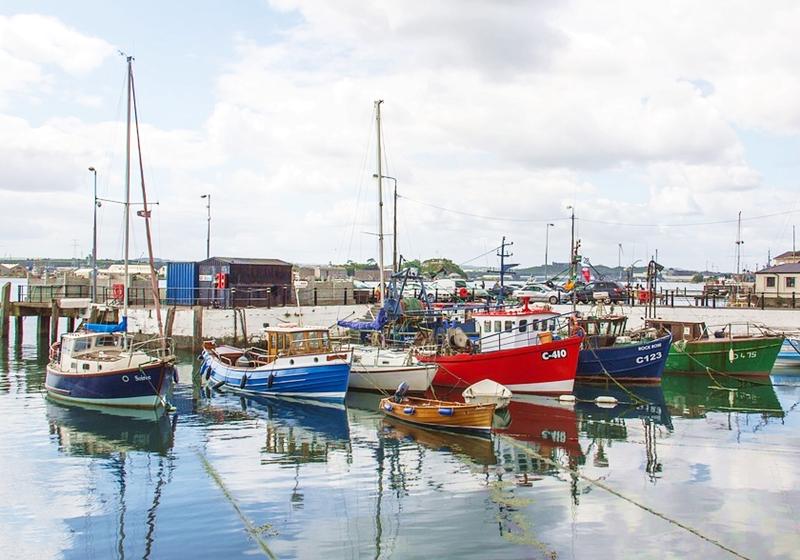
[756,263,800,274]
[202,257,291,266]
[774,251,800,260]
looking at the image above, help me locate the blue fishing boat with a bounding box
[201,324,352,403]
[574,314,672,383]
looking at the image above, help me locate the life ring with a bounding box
[458,287,469,299]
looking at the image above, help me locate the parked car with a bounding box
[572,281,625,303]
[512,283,563,304]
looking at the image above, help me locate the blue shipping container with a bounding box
[166,262,198,305]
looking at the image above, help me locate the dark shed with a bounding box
[197,257,294,307]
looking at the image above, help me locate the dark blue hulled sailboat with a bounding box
[45,56,175,409]
[575,314,672,383]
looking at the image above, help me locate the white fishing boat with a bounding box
[349,345,437,392]
[462,379,513,410]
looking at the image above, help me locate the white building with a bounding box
[754,263,800,304]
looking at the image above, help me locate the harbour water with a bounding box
[2,322,800,559]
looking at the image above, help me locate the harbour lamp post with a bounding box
[200,194,211,259]
[88,166,98,303]
[374,174,398,273]
[544,223,554,281]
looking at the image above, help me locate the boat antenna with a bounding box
[130,58,164,339]
[735,210,743,276]
[497,236,513,306]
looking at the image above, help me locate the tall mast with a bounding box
[375,100,385,305]
[569,205,576,312]
[123,56,133,327]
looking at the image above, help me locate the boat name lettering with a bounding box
[542,349,567,360]
[135,374,152,382]
[637,342,662,352]
[732,351,757,360]
[635,352,662,364]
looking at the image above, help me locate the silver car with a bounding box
[512,283,562,304]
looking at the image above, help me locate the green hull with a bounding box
[665,336,783,375]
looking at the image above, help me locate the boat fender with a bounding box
[594,396,618,404]
[212,379,226,390]
[268,373,276,388]
[403,406,415,415]
[383,403,394,412]
[558,394,576,402]
[728,348,735,363]
[239,375,248,389]
[438,407,454,416]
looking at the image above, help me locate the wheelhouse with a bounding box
[264,325,333,359]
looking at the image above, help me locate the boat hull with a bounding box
[665,336,783,376]
[577,334,672,383]
[422,336,581,394]
[775,338,800,367]
[45,361,174,409]
[349,363,436,392]
[202,349,351,403]
[379,397,495,433]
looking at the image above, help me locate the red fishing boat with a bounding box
[419,301,581,394]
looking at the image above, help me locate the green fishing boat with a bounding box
[644,319,783,376]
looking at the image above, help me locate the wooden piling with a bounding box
[15,316,23,341]
[66,317,75,332]
[50,300,60,344]
[0,282,10,338]
[165,306,176,338]
[192,305,204,352]
[38,314,50,339]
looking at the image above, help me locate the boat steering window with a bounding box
[504,321,513,332]
[72,338,90,353]
[494,321,501,333]
[519,319,528,333]
[484,321,491,333]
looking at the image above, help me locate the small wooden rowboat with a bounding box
[379,395,495,433]
[462,379,512,410]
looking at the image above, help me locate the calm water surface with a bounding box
[1,320,799,559]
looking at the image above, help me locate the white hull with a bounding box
[349,364,437,392]
[463,394,512,409]
[505,379,574,394]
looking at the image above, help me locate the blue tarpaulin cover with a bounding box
[85,317,127,333]
[337,308,387,331]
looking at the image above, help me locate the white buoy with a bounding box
[559,394,576,402]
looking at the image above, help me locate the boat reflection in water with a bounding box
[662,373,784,419]
[202,391,351,465]
[46,400,176,560]
[47,399,175,455]
[379,419,497,466]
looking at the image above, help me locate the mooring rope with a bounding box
[196,450,278,560]
[497,434,754,560]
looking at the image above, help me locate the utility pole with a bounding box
[497,236,513,306]
[89,167,98,303]
[618,243,623,280]
[735,211,743,276]
[568,205,576,312]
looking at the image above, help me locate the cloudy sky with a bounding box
[2,0,799,272]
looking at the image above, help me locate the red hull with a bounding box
[421,336,581,394]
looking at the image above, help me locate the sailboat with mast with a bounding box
[45,55,176,409]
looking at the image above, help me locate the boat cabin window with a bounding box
[494,321,501,333]
[72,338,91,353]
[505,321,513,332]
[484,321,491,333]
[306,331,329,352]
[96,335,117,347]
[519,319,527,333]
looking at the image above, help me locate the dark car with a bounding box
[573,281,626,303]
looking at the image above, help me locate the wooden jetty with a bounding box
[0,282,89,343]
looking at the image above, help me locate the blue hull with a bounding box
[45,362,175,409]
[775,338,800,366]
[202,351,351,403]
[577,334,672,382]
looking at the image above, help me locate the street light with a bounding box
[373,174,398,272]
[200,194,211,259]
[88,166,98,303]
[544,223,554,281]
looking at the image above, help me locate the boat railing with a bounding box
[129,336,175,360]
